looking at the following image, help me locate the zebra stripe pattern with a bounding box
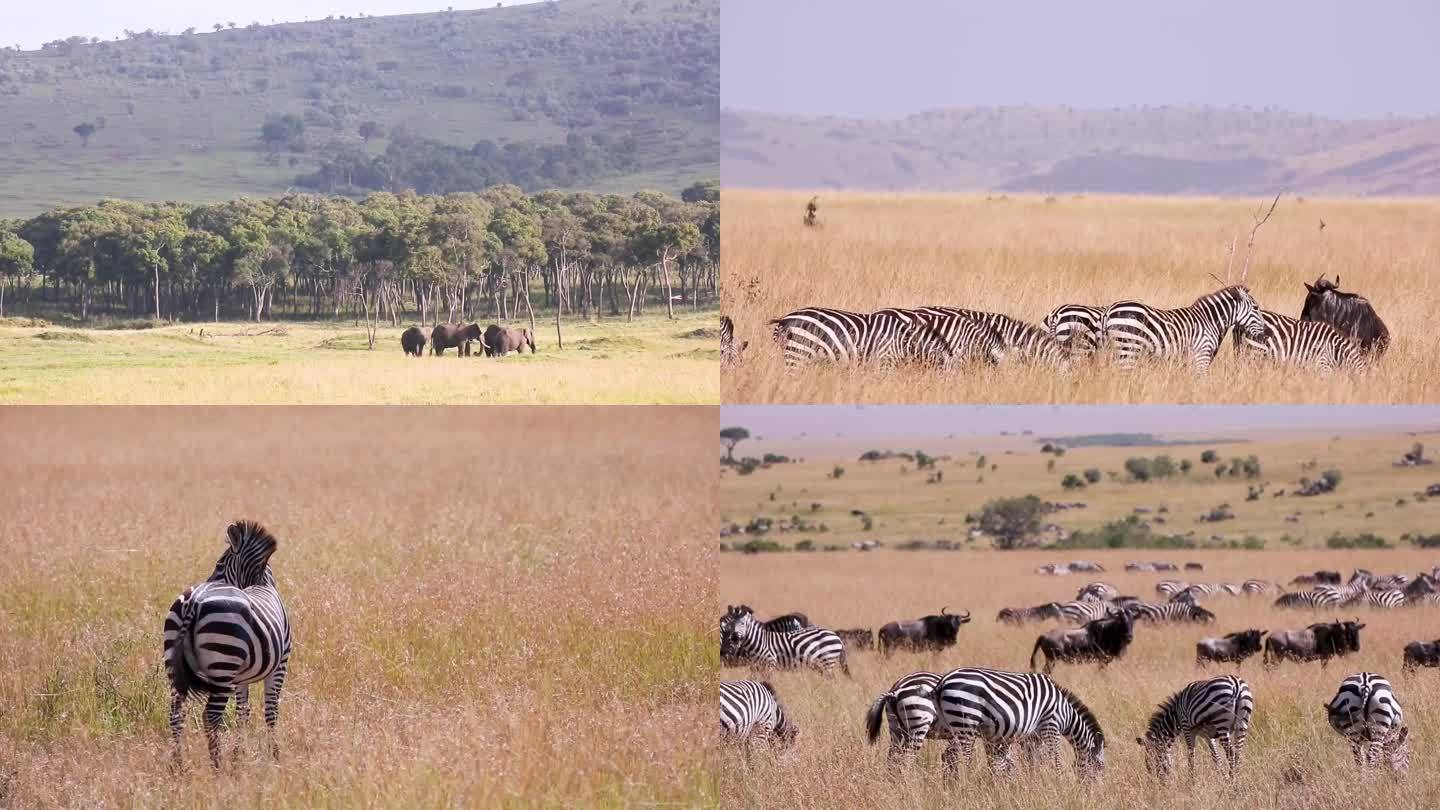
[1101,285,1266,372]
[1326,672,1406,773]
[909,307,1064,367]
[1242,579,1281,595]
[1139,676,1254,780]
[865,671,947,760]
[1057,600,1116,624]
[163,520,292,768]
[1124,602,1213,623]
[720,605,849,675]
[720,680,798,747]
[1043,304,1104,358]
[1274,590,1343,609]
[720,316,746,367]
[1077,582,1119,602]
[932,667,1106,777]
[769,307,974,369]
[1233,309,1366,372]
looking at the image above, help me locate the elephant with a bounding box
[431,323,484,356]
[400,326,427,356]
[483,324,536,356]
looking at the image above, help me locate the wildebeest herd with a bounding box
[720,564,1438,781]
[721,273,1387,375]
[400,322,537,357]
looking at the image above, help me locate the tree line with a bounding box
[0,182,719,329]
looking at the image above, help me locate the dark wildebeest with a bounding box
[431,322,484,356]
[1300,275,1389,355]
[878,607,971,655]
[1263,620,1364,667]
[1290,570,1342,586]
[1402,640,1440,672]
[483,324,536,356]
[1030,612,1134,674]
[761,612,810,633]
[836,628,874,651]
[1196,630,1268,666]
[997,602,1064,624]
[400,326,427,356]
[1185,562,1205,571]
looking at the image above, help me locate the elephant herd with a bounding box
[401,323,537,358]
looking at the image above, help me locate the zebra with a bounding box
[1043,304,1105,358]
[1057,600,1117,624]
[996,602,1065,624]
[865,671,946,761]
[1316,580,1370,607]
[1364,590,1408,609]
[1076,582,1119,602]
[719,316,747,367]
[1138,675,1254,780]
[1274,590,1343,609]
[908,307,1066,367]
[1232,309,1366,372]
[768,307,993,370]
[1242,579,1281,595]
[1155,580,1189,599]
[720,680,798,749]
[1325,673,1407,774]
[720,604,849,675]
[931,667,1106,777]
[163,520,292,768]
[1101,285,1267,372]
[1124,601,1215,623]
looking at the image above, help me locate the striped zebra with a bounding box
[909,307,1067,367]
[719,316,747,367]
[932,667,1106,777]
[163,520,292,768]
[1274,590,1343,609]
[1325,673,1407,774]
[1124,601,1215,623]
[1057,600,1116,624]
[1317,580,1370,607]
[1043,304,1105,358]
[1155,580,1189,599]
[1139,676,1254,780]
[1242,579,1281,595]
[720,604,849,675]
[720,680,798,749]
[1232,309,1366,372]
[1076,582,1119,602]
[1101,285,1267,372]
[769,307,999,369]
[1364,590,1408,609]
[865,671,946,761]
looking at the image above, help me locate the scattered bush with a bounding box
[1083,468,1102,484]
[1325,532,1389,549]
[1061,473,1086,490]
[1201,449,1218,463]
[979,495,1044,550]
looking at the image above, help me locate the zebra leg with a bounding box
[985,740,1015,777]
[1206,735,1225,775]
[235,683,250,724]
[203,689,232,768]
[941,736,970,776]
[263,667,287,760]
[1184,734,1198,778]
[169,688,187,769]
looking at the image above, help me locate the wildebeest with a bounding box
[431,322,484,356]
[997,602,1064,624]
[879,608,971,655]
[1402,640,1440,672]
[483,324,536,356]
[1030,612,1134,674]
[1185,562,1205,571]
[1300,275,1389,355]
[836,628,874,651]
[400,326,427,356]
[1264,620,1364,667]
[1291,570,1342,586]
[1196,630,1268,666]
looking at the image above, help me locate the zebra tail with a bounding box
[163,592,223,700]
[1029,636,1044,671]
[839,645,852,678]
[865,692,895,744]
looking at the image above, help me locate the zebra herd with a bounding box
[725,274,1386,375]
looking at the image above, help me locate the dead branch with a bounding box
[1240,191,1282,282]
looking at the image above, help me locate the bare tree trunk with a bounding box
[523,267,537,340]
[661,249,676,320]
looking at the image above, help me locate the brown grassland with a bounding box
[720,191,1440,404]
[0,407,717,808]
[719,549,1440,810]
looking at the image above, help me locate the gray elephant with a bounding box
[400,326,427,356]
[483,324,536,356]
[431,322,484,356]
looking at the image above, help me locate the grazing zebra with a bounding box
[1101,285,1267,372]
[720,680,798,749]
[1274,590,1343,609]
[1317,580,1370,607]
[1124,601,1215,623]
[909,307,1066,367]
[932,667,1106,777]
[865,671,946,760]
[1242,579,1281,595]
[719,316,747,366]
[770,307,944,369]
[1364,590,1408,609]
[1232,310,1366,372]
[1155,580,1189,599]
[720,605,849,675]
[997,602,1064,624]
[1076,582,1119,602]
[163,520,292,768]
[1138,676,1254,780]
[1325,673,1407,774]
[1043,304,1105,358]
[1057,600,1116,624]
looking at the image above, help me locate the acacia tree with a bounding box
[720,426,750,462]
[979,495,1044,550]
[0,226,34,317]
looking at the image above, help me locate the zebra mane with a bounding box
[1194,285,1251,306]
[1144,690,1183,743]
[212,520,278,588]
[1055,684,1105,746]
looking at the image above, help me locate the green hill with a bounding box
[0,0,718,217]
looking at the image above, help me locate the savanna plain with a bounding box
[720,431,1440,809]
[0,407,717,807]
[721,191,1440,404]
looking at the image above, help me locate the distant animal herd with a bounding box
[400,323,537,357]
[720,566,1439,781]
[718,274,1388,375]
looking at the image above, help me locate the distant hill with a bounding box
[722,105,1440,196]
[0,0,717,217]
[1038,434,1248,448]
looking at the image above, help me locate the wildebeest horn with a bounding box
[941,606,949,616]
[960,609,970,620]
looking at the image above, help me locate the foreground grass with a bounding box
[0,312,719,404]
[721,191,1440,404]
[720,549,1440,810]
[0,407,718,807]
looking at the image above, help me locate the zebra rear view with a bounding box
[163,520,292,768]
[720,680,799,751]
[769,307,997,370]
[1325,672,1408,775]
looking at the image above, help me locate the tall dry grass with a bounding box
[720,549,1440,810]
[721,191,1440,403]
[0,407,717,808]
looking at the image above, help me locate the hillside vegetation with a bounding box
[723,106,1440,195]
[0,0,718,216]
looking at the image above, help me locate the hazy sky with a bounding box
[722,0,1440,120]
[6,1,540,49]
[721,406,1440,441]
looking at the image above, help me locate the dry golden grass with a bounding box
[0,407,717,808]
[721,191,1440,403]
[720,549,1440,810]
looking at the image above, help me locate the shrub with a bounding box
[1061,516,1193,549]
[1201,449,1218,463]
[1061,474,1086,490]
[1083,468,1101,484]
[739,539,784,553]
[1124,457,1152,482]
[1409,534,1440,549]
[829,465,845,479]
[794,540,815,552]
[1325,532,1389,549]
[979,495,1044,550]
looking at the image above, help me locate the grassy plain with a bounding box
[0,312,718,404]
[0,407,717,808]
[720,191,1440,404]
